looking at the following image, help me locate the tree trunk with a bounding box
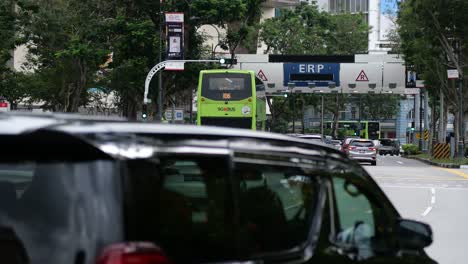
[68,58,87,112]
[332,94,340,138]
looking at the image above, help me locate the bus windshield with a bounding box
[201,73,252,100]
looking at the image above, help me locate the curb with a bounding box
[404,156,461,168]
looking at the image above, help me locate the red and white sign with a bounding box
[165,12,184,23]
[0,101,9,112]
[355,70,369,81]
[257,70,268,82]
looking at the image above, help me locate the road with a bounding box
[364,155,468,264]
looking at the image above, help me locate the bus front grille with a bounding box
[200,117,252,129]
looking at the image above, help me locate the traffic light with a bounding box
[219,58,237,65]
[411,121,415,131]
[141,104,148,120]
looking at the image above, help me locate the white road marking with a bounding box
[396,161,404,165]
[422,206,433,216]
[380,185,468,190]
[431,188,435,195]
[431,196,436,204]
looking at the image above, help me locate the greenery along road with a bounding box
[1,0,392,124]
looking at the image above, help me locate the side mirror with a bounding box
[397,219,433,249]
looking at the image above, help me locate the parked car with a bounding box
[0,113,436,264]
[347,139,378,166]
[379,138,401,156]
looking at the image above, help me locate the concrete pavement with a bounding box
[364,155,468,264]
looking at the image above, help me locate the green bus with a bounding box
[197,69,266,130]
[324,120,380,139]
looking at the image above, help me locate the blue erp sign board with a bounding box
[283,63,340,87]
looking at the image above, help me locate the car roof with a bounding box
[0,113,342,157]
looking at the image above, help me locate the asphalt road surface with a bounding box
[364,155,468,264]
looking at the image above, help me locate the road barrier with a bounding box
[432,143,450,159]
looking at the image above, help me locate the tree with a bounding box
[398,0,468,148]
[17,0,113,112]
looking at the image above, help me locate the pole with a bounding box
[413,94,419,144]
[424,89,429,152]
[292,93,296,134]
[321,94,324,138]
[157,1,163,121]
[458,75,464,157]
[439,88,444,143]
[357,94,361,137]
[419,90,423,150]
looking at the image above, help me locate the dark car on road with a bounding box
[0,113,436,264]
[378,138,401,156]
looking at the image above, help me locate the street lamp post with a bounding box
[157,1,163,121]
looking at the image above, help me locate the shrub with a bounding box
[402,144,421,155]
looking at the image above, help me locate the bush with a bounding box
[402,144,421,155]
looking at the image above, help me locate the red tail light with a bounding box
[369,147,376,151]
[349,146,357,150]
[97,242,171,264]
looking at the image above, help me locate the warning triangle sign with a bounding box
[356,70,369,82]
[257,70,268,82]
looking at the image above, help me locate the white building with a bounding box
[311,0,399,54]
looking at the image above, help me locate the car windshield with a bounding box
[380,139,398,146]
[0,161,123,264]
[128,156,318,263]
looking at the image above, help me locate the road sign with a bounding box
[415,132,421,139]
[404,88,420,95]
[355,70,369,81]
[0,101,9,112]
[257,70,268,82]
[165,61,185,71]
[447,69,459,79]
[165,109,184,121]
[283,63,340,87]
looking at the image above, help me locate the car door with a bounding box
[313,160,436,264]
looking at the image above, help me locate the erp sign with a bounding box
[283,63,340,87]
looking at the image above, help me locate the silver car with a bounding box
[347,139,377,166]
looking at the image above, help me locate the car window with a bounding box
[332,177,376,260]
[235,163,318,255]
[128,156,319,262]
[0,161,123,264]
[350,141,374,147]
[380,139,397,146]
[128,156,233,263]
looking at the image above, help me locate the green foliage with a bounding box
[402,144,421,155]
[398,0,468,110]
[259,3,369,55]
[360,94,400,120]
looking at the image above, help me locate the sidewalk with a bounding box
[405,155,468,169]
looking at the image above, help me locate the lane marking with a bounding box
[422,206,432,216]
[438,168,468,179]
[396,161,404,165]
[431,196,436,204]
[380,185,468,190]
[373,176,468,181]
[431,188,435,195]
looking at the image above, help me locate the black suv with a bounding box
[0,114,436,264]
